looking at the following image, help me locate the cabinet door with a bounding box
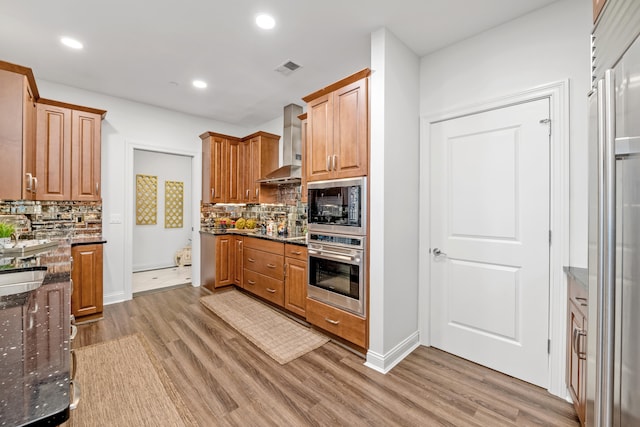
[215,235,234,287]
[285,257,307,317]
[234,236,243,287]
[300,116,308,203]
[202,136,227,204]
[240,139,252,202]
[33,282,70,374]
[306,93,334,182]
[71,110,101,201]
[22,77,36,200]
[0,70,29,200]
[332,78,368,179]
[36,103,72,200]
[71,244,104,318]
[227,139,242,203]
[248,136,261,203]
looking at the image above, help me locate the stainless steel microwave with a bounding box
[307,177,366,236]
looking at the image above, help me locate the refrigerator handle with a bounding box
[596,69,616,427]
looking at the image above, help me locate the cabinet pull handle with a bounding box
[290,251,302,255]
[247,279,256,285]
[71,349,78,380]
[32,176,38,193]
[267,263,276,268]
[246,189,249,198]
[211,188,215,198]
[25,173,32,192]
[70,278,74,295]
[96,182,99,194]
[69,381,81,410]
[70,324,78,340]
[255,188,259,198]
[324,317,340,325]
[327,155,331,171]
[248,257,255,263]
[577,330,587,360]
[332,154,337,171]
[266,288,276,293]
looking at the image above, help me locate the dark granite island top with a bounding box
[200,228,308,247]
[0,242,71,427]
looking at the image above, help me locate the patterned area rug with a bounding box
[200,290,329,364]
[64,334,196,427]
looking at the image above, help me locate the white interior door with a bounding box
[430,98,550,387]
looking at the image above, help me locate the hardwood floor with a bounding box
[73,286,579,426]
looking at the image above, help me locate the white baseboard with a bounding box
[104,292,127,306]
[364,330,421,374]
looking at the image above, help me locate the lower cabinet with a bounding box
[201,233,236,289]
[71,243,103,320]
[567,273,588,425]
[243,238,284,307]
[306,297,366,348]
[284,244,307,317]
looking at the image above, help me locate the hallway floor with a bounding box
[132,265,192,294]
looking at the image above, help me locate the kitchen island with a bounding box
[0,242,72,427]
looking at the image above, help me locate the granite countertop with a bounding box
[200,228,307,247]
[0,243,71,427]
[71,236,107,246]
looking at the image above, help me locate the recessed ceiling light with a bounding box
[256,14,275,30]
[192,80,207,89]
[60,37,83,50]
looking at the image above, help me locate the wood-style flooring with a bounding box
[73,286,580,426]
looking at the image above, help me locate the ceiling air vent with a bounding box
[275,60,302,76]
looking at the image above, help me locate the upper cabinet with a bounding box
[303,69,370,182]
[36,99,105,201]
[0,60,105,202]
[0,62,38,201]
[242,132,279,204]
[200,131,279,204]
[298,113,308,203]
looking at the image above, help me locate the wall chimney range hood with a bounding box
[258,103,303,184]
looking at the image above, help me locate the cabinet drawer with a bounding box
[243,247,284,280]
[306,298,366,348]
[243,269,284,307]
[284,244,307,260]
[243,237,284,255]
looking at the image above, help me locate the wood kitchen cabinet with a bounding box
[36,99,104,201]
[303,69,370,182]
[0,62,37,201]
[201,133,229,204]
[71,243,104,320]
[201,233,236,289]
[299,113,308,203]
[243,237,285,307]
[233,236,243,287]
[284,244,307,317]
[241,132,280,204]
[306,297,367,349]
[566,271,588,425]
[227,138,243,203]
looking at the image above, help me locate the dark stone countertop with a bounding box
[200,228,307,247]
[71,237,107,246]
[0,245,71,427]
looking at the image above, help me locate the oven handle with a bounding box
[308,249,359,263]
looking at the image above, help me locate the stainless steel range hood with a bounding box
[258,103,303,184]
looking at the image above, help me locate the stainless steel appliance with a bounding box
[307,177,366,235]
[307,232,365,317]
[588,2,640,425]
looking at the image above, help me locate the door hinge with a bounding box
[540,118,551,136]
[548,339,551,354]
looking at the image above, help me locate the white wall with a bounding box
[37,80,251,304]
[133,150,192,271]
[420,0,592,267]
[367,28,421,372]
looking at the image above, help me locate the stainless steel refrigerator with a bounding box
[588,5,640,425]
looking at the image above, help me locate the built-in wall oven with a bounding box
[307,177,366,235]
[307,232,365,317]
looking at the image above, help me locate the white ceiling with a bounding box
[0,0,559,127]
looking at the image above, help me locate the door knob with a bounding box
[433,248,447,257]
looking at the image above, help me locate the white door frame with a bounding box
[123,140,200,301]
[418,80,570,398]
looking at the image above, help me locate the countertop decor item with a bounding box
[200,289,329,364]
